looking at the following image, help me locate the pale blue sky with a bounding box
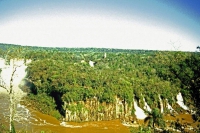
[0,0,199,51]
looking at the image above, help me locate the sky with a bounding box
[0,0,200,51]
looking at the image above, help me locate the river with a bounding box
[0,59,130,133]
[1,93,199,133]
[0,93,130,133]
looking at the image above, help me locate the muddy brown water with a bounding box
[0,93,130,133]
[27,109,130,133]
[0,93,199,133]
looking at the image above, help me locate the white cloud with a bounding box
[0,13,197,51]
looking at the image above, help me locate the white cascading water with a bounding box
[176,92,188,110]
[0,58,27,94]
[143,98,151,112]
[1,58,103,128]
[0,58,30,123]
[133,100,147,119]
[166,99,175,113]
[158,95,164,113]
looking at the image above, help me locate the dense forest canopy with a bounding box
[0,43,200,121]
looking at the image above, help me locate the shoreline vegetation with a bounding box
[0,43,200,132]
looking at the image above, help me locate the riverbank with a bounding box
[20,98,200,133]
[0,92,130,133]
[0,57,199,132]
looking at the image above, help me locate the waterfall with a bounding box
[166,99,175,113]
[0,58,31,124]
[158,95,164,113]
[0,58,29,95]
[176,92,188,110]
[0,58,59,128]
[143,98,151,112]
[133,100,147,119]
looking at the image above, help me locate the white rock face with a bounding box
[176,92,188,110]
[143,98,151,112]
[134,100,147,119]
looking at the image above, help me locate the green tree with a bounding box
[144,108,165,129]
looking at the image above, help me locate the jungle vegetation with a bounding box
[0,43,200,123]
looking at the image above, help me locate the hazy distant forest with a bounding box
[0,43,200,121]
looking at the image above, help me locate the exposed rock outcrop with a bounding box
[64,92,192,123]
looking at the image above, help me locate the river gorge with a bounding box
[0,58,130,132]
[0,92,198,133]
[0,57,199,132]
[0,93,130,133]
